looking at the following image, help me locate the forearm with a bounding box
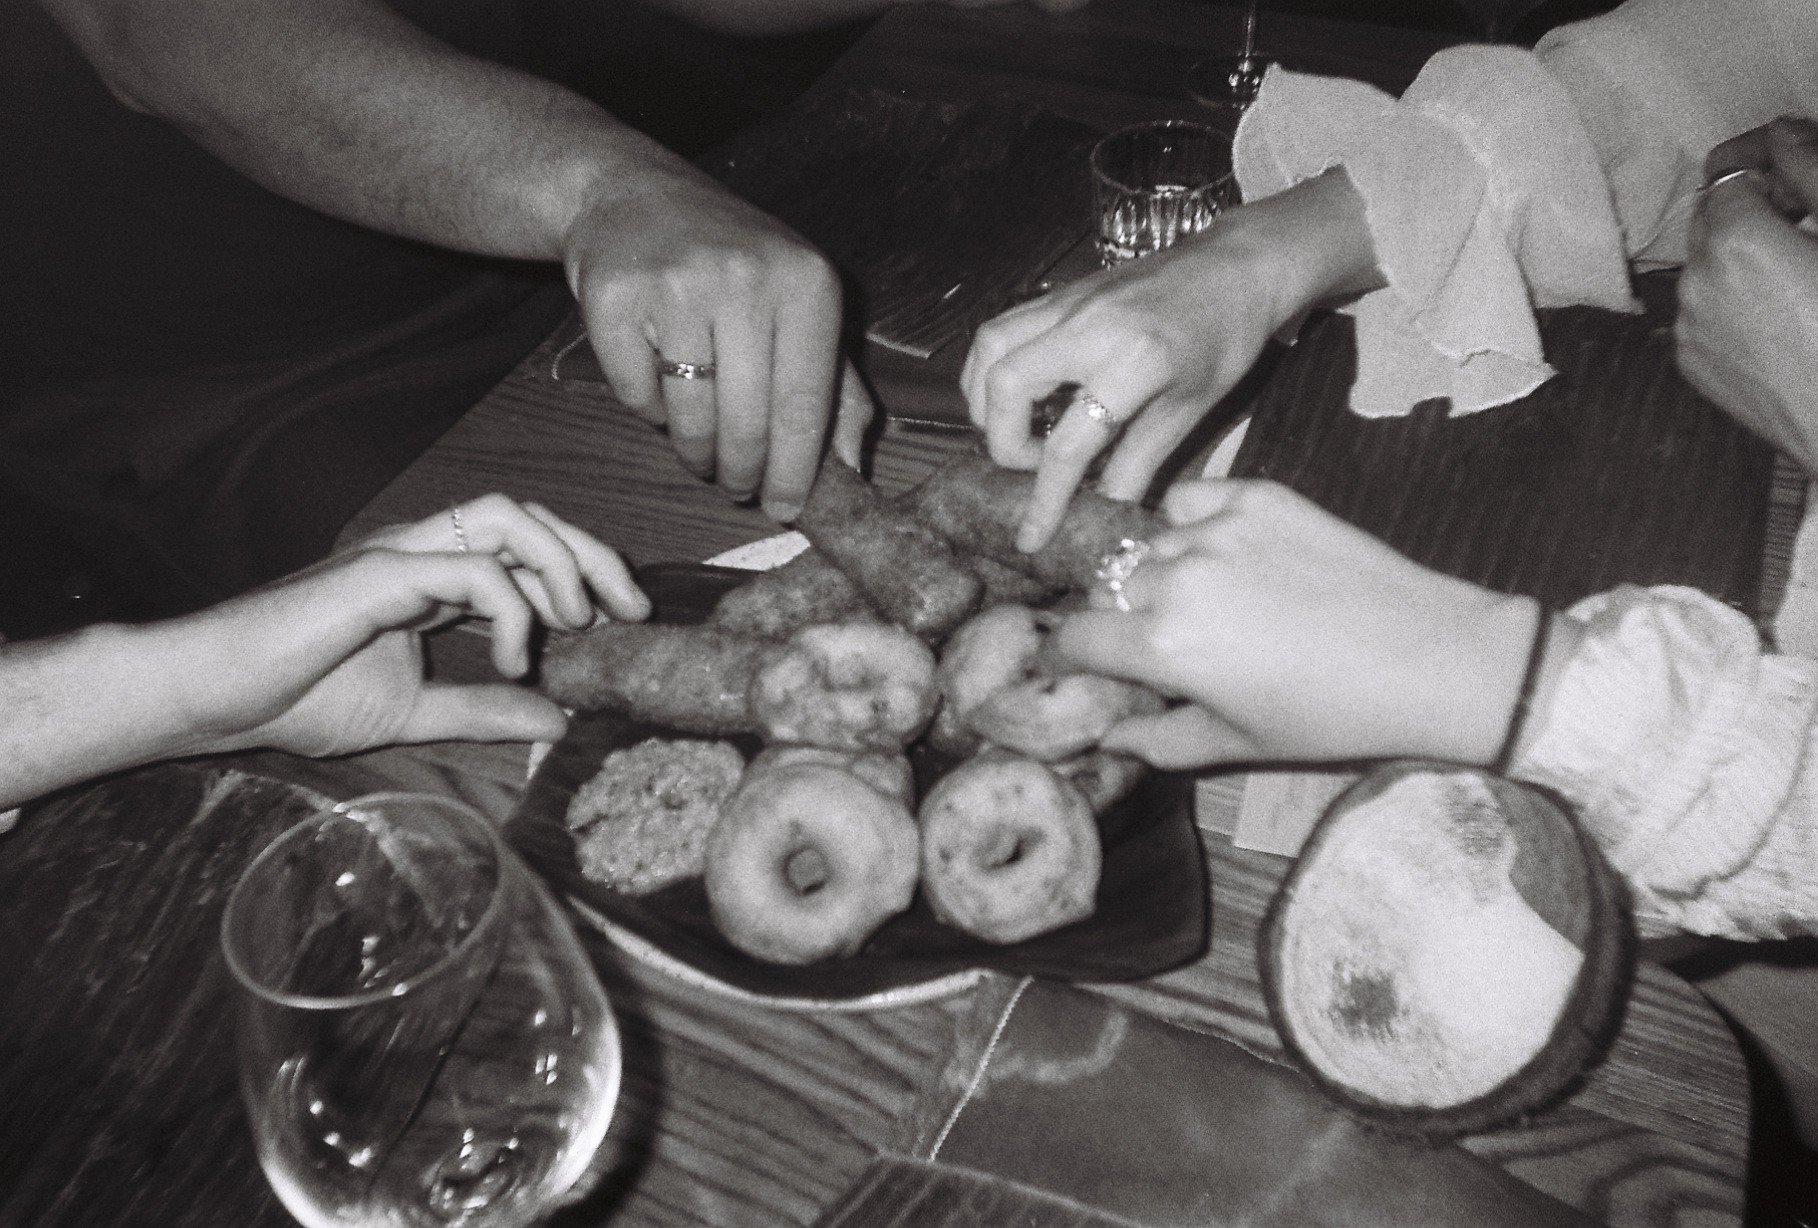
[0,624,216,810]
[43,0,699,261]
[632,0,894,36]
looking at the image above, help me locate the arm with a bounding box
[41,0,864,518]
[0,495,648,811]
[1053,477,1818,941]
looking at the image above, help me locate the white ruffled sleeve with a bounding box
[1514,585,1818,940]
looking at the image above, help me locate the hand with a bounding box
[1678,117,1818,472]
[937,0,1093,13]
[165,495,650,757]
[1052,480,1537,768]
[563,165,871,523]
[960,168,1383,552]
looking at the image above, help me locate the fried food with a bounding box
[918,752,1101,945]
[707,547,875,640]
[567,737,746,894]
[705,762,920,964]
[749,621,939,751]
[746,743,916,807]
[797,459,984,640]
[1052,748,1147,815]
[970,673,1165,762]
[540,623,776,734]
[936,603,1163,760]
[913,453,1161,590]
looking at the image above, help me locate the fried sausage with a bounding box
[539,624,777,734]
[707,548,876,640]
[912,453,1161,591]
[796,458,984,640]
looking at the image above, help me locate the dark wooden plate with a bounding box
[504,563,1208,1011]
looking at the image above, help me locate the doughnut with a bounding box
[936,604,1164,761]
[918,753,1102,944]
[746,744,915,807]
[797,457,985,640]
[705,763,920,964]
[749,621,939,751]
[1052,748,1147,815]
[969,672,1165,762]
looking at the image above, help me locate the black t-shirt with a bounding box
[0,0,541,385]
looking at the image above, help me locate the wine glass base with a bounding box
[1184,54,1276,108]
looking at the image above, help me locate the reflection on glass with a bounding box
[221,792,621,1228]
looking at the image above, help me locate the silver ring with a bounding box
[450,506,470,553]
[1094,537,1151,613]
[1702,167,1757,192]
[1077,389,1129,428]
[657,357,717,380]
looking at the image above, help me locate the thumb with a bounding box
[392,684,572,746]
[1100,705,1257,769]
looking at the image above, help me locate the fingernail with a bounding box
[766,499,803,523]
[1015,523,1043,553]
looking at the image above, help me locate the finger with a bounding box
[961,297,1065,429]
[1704,125,1773,182]
[1016,402,1129,553]
[455,494,591,627]
[760,267,843,522]
[281,550,535,678]
[522,502,650,621]
[1766,116,1818,216]
[1050,608,1164,686]
[655,323,720,481]
[1096,397,1210,503]
[590,316,667,429]
[830,363,875,472]
[393,682,572,745]
[1100,705,1254,769]
[1159,477,1239,527]
[711,309,774,503]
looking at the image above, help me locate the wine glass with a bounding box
[221,792,621,1228]
[1184,0,1275,110]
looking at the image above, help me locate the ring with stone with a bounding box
[1076,388,1129,429]
[450,505,470,553]
[656,357,717,380]
[1094,537,1151,613]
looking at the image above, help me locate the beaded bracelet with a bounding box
[1490,603,1551,777]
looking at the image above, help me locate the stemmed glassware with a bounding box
[221,792,621,1228]
[1184,0,1275,110]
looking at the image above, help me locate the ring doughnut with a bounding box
[918,753,1102,945]
[705,764,919,964]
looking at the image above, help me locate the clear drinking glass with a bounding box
[221,792,621,1228]
[1184,0,1275,110]
[1090,120,1236,266]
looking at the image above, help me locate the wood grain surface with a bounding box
[0,4,1767,1228]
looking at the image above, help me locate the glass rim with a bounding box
[1089,118,1236,197]
[219,791,511,1012]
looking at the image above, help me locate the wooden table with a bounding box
[0,3,1756,1227]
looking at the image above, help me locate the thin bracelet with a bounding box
[1491,602,1551,776]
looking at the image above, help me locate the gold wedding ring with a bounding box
[657,357,717,380]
